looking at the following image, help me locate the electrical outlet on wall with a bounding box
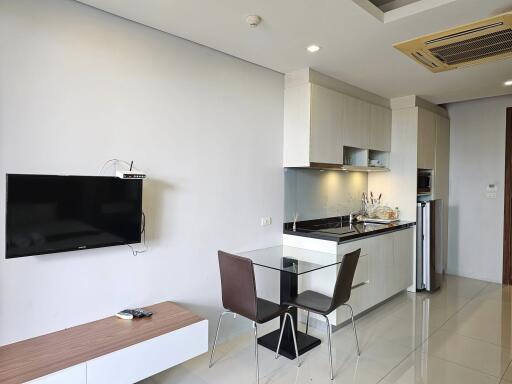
[260,217,272,226]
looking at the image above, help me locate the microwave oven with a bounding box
[418,170,432,195]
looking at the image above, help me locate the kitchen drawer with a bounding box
[337,237,372,257]
[86,320,208,384]
[336,282,371,324]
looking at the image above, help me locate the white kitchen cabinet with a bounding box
[310,84,344,165]
[342,95,370,150]
[283,83,312,167]
[337,237,372,261]
[336,238,372,323]
[341,255,371,321]
[293,228,414,327]
[370,104,392,152]
[283,83,343,167]
[393,228,414,294]
[417,107,436,169]
[337,229,413,324]
[369,233,395,304]
[434,115,450,272]
[283,72,392,168]
[360,229,414,308]
[416,106,450,270]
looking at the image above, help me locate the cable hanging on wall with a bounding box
[98,158,134,176]
[128,211,147,257]
[99,158,149,256]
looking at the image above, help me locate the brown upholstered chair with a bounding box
[209,251,299,383]
[283,248,361,380]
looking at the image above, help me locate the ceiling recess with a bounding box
[353,0,455,23]
[394,12,512,72]
[369,0,421,12]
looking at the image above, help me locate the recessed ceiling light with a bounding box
[505,80,512,86]
[306,44,321,53]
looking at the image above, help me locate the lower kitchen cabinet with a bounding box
[300,228,414,326]
[369,232,395,304]
[394,228,414,294]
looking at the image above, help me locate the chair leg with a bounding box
[345,304,360,356]
[305,311,310,335]
[285,312,301,367]
[209,310,231,368]
[275,315,287,359]
[253,322,259,384]
[275,312,301,367]
[323,315,334,380]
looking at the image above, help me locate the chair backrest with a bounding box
[329,249,361,312]
[217,251,258,321]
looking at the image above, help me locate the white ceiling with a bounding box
[76,0,512,104]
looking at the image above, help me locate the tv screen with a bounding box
[6,174,143,258]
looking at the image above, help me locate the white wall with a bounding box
[284,169,367,222]
[0,0,284,345]
[447,95,512,283]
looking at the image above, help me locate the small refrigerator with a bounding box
[416,200,443,292]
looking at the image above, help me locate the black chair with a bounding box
[282,248,361,380]
[209,251,300,383]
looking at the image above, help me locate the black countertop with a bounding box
[284,216,416,244]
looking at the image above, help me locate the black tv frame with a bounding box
[5,174,143,259]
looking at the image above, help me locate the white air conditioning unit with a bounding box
[394,12,512,72]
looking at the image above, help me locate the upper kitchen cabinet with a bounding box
[283,82,343,167]
[339,95,393,153]
[310,84,344,165]
[370,104,392,152]
[417,107,436,169]
[341,95,370,150]
[283,68,392,169]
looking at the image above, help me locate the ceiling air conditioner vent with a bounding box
[412,51,439,69]
[429,29,512,65]
[394,12,512,72]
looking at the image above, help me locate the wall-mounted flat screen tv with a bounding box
[5,174,143,259]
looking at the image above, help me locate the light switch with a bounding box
[260,217,272,226]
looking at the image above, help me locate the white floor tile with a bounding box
[139,275,512,384]
[421,330,512,377]
[381,352,499,384]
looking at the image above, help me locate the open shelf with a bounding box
[343,146,369,167]
[368,149,390,170]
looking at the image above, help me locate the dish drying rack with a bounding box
[360,192,400,223]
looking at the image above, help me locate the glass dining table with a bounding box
[236,245,342,360]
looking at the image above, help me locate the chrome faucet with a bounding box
[349,210,361,224]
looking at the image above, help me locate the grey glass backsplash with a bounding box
[284,168,368,222]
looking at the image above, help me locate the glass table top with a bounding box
[236,245,340,275]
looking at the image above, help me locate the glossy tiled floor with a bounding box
[142,275,512,384]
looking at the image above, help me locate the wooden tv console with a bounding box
[0,302,208,384]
